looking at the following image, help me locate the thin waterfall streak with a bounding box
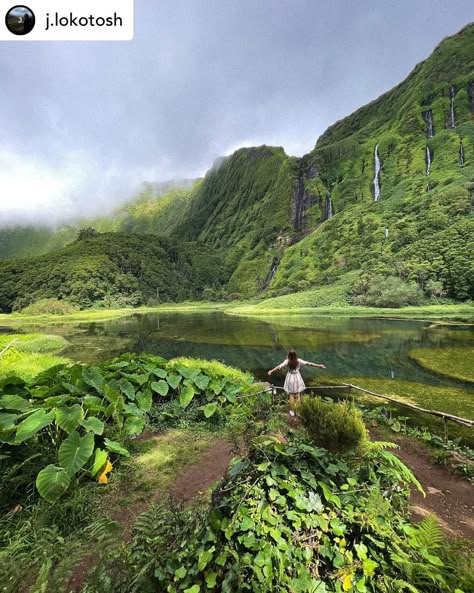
[373,144,381,201]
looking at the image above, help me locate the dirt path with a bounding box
[370,427,474,539]
[66,434,236,592]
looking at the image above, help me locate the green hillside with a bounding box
[1,24,473,307]
[0,232,228,312]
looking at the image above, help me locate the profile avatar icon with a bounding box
[5,5,35,35]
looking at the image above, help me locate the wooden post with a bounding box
[443,417,449,444]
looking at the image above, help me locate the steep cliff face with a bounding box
[270,23,474,300]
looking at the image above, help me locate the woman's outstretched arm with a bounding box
[300,359,326,369]
[268,360,287,375]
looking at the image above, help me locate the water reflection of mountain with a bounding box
[56,312,473,392]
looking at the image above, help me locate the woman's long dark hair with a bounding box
[288,349,298,370]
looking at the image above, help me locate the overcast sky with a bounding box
[0,0,472,226]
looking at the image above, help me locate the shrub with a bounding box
[350,274,425,308]
[20,298,78,316]
[296,396,367,453]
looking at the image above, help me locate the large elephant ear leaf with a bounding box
[203,402,218,418]
[179,384,195,408]
[90,448,108,477]
[194,374,210,391]
[136,389,152,412]
[176,365,201,380]
[15,409,56,444]
[0,394,32,413]
[36,465,71,503]
[167,373,181,390]
[104,438,130,458]
[123,416,145,437]
[82,367,105,394]
[80,416,104,435]
[151,380,169,397]
[55,404,84,433]
[59,431,95,477]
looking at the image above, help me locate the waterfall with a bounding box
[422,110,434,138]
[425,145,432,177]
[326,194,333,219]
[459,142,465,167]
[373,144,381,201]
[449,85,455,128]
[384,227,389,240]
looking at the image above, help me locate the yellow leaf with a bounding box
[342,574,353,591]
[98,460,113,484]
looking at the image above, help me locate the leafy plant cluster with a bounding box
[84,433,472,593]
[0,354,254,507]
[296,396,367,453]
[363,405,474,483]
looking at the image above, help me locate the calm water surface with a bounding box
[49,312,473,392]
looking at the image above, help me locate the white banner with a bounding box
[1,0,134,41]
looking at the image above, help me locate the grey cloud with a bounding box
[0,0,471,225]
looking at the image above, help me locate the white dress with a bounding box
[278,358,309,394]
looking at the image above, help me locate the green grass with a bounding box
[0,333,69,353]
[113,429,218,509]
[0,333,70,381]
[312,375,474,421]
[409,346,474,383]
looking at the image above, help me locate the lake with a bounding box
[35,311,474,422]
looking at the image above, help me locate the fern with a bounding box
[412,515,443,550]
[380,450,425,495]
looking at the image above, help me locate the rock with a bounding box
[427,487,444,496]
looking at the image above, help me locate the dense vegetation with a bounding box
[1,353,472,592]
[0,25,473,309]
[0,232,229,312]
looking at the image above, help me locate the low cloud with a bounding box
[0,0,471,227]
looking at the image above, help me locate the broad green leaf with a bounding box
[123,402,145,417]
[55,404,84,433]
[119,380,136,401]
[167,373,181,390]
[82,367,105,393]
[151,380,169,396]
[0,412,18,431]
[104,438,130,457]
[175,566,187,579]
[176,365,200,380]
[203,403,218,418]
[123,416,145,437]
[362,558,379,577]
[205,572,217,588]
[80,416,104,435]
[44,395,74,407]
[179,384,195,408]
[15,409,55,444]
[183,586,200,593]
[36,465,71,503]
[152,367,167,378]
[136,390,152,411]
[90,448,108,477]
[59,431,95,476]
[208,379,225,395]
[0,394,32,412]
[83,395,105,412]
[194,374,210,391]
[62,382,83,395]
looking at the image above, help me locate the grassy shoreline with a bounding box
[1,302,473,328]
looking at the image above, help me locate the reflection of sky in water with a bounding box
[44,312,474,393]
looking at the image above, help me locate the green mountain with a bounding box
[0,232,228,312]
[1,24,473,309]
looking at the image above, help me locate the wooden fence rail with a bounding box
[269,383,473,442]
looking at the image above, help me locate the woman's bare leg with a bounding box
[295,393,302,406]
[289,393,295,410]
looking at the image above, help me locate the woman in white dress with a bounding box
[268,349,326,416]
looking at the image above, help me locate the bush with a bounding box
[296,396,367,453]
[20,298,78,316]
[350,274,425,308]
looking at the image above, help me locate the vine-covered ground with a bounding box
[0,353,473,593]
